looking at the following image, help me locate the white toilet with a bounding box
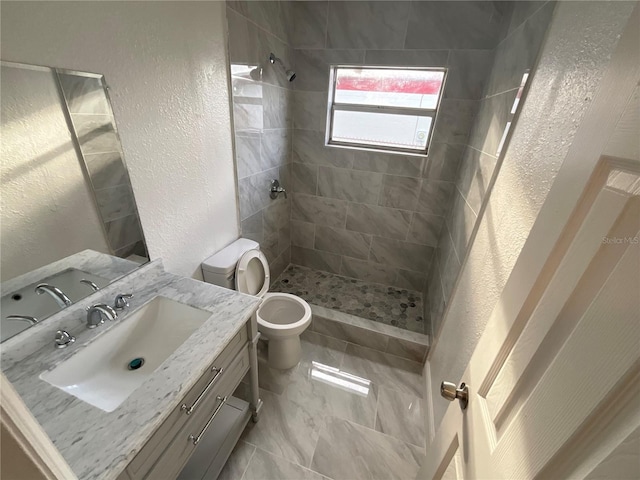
[202,238,311,370]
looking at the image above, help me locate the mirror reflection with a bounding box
[0,61,149,341]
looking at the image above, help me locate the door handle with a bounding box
[441,381,469,410]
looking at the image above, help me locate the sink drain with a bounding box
[127,357,145,370]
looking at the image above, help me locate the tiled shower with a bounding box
[228,1,553,339]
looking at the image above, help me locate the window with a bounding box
[326,66,446,156]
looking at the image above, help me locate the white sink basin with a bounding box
[40,296,210,412]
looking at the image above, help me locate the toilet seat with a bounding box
[235,249,270,298]
[235,250,312,333]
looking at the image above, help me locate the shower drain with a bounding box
[127,357,145,370]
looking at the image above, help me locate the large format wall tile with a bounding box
[351,151,426,177]
[422,143,464,182]
[291,162,318,195]
[416,179,455,217]
[262,129,291,170]
[291,1,328,49]
[370,237,434,273]
[293,129,354,168]
[379,175,421,210]
[456,146,498,215]
[294,49,365,92]
[346,203,412,240]
[292,193,348,228]
[364,49,449,67]
[317,166,383,204]
[291,220,315,248]
[293,91,327,131]
[468,89,518,157]
[405,1,505,49]
[315,226,371,260]
[432,99,478,144]
[235,133,262,179]
[327,1,411,49]
[407,213,444,247]
[291,246,342,274]
[339,257,397,286]
[445,50,495,100]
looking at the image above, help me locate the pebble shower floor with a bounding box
[271,265,427,334]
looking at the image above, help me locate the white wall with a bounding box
[1,1,238,279]
[0,64,109,281]
[425,0,637,434]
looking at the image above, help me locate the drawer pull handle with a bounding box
[189,395,227,446]
[181,367,224,415]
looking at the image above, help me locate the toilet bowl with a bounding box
[202,239,311,370]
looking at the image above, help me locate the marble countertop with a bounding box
[1,260,261,480]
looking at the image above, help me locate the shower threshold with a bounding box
[271,264,429,335]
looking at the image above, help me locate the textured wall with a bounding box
[1,1,237,279]
[0,65,109,281]
[287,1,507,322]
[427,1,556,338]
[226,1,294,280]
[426,0,636,432]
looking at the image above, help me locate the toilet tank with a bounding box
[201,238,260,289]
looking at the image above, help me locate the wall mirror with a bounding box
[0,61,149,342]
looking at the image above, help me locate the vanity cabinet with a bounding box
[119,320,257,480]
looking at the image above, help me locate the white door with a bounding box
[420,8,640,480]
[422,156,640,479]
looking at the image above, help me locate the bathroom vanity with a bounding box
[1,260,263,480]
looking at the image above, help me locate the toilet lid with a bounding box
[235,249,270,298]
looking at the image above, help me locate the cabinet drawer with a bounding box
[126,326,248,479]
[143,346,250,480]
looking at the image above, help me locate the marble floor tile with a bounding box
[340,344,424,397]
[243,447,328,480]
[241,387,322,467]
[216,440,255,480]
[311,416,424,480]
[375,387,426,447]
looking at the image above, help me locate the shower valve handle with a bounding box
[270,179,287,199]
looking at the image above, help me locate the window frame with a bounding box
[325,65,448,157]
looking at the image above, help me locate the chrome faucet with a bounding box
[6,315,38,325]
[35,283,72,308]
[80,279,100,291]
[114,293,134,310]
[55,330,75,349]
[86,303,117,329]
[269,179,287,199]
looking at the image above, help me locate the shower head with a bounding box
[269,52,296,82]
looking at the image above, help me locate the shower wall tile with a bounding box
[105,214,143,251]
[364,49,449,67]
[291,162,318,195]
[235,133,262,179]
[241,211,263,244]
[505,1,548,37]
[312,315,390,352]
[317,166,383,205]
[407,213,444,247]
[292,91,327,131]
[261,129,291,170]
[351,151,426,177]
[293,129,354,168]
[379,175,421,210]
[468,89,518,157]
[291,193,348,228]
[294,49,365,92]
[431,99,478,144]
[440,235,462,301]
[238,167,281,220]
[416,179,455,217]
[346,203,412,240]
[291,246,341,274]
[422,143,464,182]
[226,7,260,66]
[326,1,411,49]
[405,1,505,49]
[427,260,446,337]
[314,226,372,260]
[83,152,129,190]
[291,220,315,249]
[445,50,495,100]
[291,1,328,49]
[71,114,120,154]
[233,100,264,133]
[446,190,477,262]
[484,1,555,97]
[263,85,292,129]
[394,269,427,292]
[457,147,498,215]
[370,237,434,273]
[339,257,397,286]
[58,73,110,114]
[227,1,290,45]
[94,185,136,222]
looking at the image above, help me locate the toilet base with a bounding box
[267,336,302,370]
